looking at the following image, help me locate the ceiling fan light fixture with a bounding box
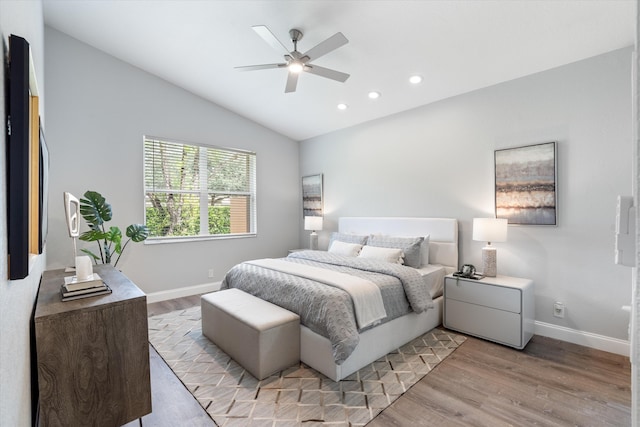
[409,75,423,84]
[288,61,304,73]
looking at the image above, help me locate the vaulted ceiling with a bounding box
[43,0,635,141]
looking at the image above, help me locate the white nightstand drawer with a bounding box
[445,278,521,313]
[445,299,522,347]
[444,274,534,349]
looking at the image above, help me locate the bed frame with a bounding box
[300,217,459,381]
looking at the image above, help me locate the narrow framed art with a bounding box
[38,121,50,253]
[302,174,323,217]
[495,142,557,225]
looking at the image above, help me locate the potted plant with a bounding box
[79,190,149,267]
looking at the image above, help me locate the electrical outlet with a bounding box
[208,268,214,278]
[553,302,565,318]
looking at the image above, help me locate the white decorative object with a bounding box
[472,218,508,277]
[75,256,93,281]
[304,216,323,250]
[64,192,81,272]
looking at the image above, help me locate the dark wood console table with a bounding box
[34,264,151,426]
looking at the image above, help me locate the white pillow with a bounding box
[328,240,363,257]
[366,234,431,268]
[367,234,424,268]
[358,245,404,264]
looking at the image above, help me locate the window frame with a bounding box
[143,135,257,244]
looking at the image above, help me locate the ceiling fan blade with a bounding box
[305,65,350,82]
[235,63,286,71]
[252,25,291,56]
[285,72,299,93]
[302,32,348,61]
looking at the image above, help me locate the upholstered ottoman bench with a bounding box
[201,288,300,380]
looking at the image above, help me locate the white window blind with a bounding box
[144,136,256,240]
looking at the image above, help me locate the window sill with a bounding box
[144,233,257,245]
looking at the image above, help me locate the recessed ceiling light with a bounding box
[337,103,348,110]
[368,91,381,99]
[409,75,423,84]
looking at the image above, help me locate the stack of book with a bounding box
[61,273,112,301]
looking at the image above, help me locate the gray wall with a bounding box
[44,27,300,294]
[632,1,639,421]
[0,2,45,425]
[300,47,634,341]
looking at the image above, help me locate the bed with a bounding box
[221,217,458,381]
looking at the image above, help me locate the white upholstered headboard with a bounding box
[338,217,459,271]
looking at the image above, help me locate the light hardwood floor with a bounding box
[138,295,631,426]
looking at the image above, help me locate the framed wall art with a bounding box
[302,174,323,217]
[29,96,40,255]
[38,121,50,253]
[495,142,557,225]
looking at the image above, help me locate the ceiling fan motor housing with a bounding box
[289,29,303,43]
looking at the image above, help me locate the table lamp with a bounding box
[304,216,323,250]
[472,218,508,277]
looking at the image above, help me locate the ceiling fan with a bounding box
[236,25,350,93]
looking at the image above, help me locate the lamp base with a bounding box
[309,232,318,250]
[482,246,497,277]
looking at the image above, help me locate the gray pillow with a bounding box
[367,235,424,268]
[329,232,369,247]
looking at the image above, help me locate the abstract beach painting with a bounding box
[495,142,557,225]
[302,174,323,217]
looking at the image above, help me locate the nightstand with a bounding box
[443,274,534,349]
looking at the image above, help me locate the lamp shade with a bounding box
[304,216,323,231]
[472,218,508,243]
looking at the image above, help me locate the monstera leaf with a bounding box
[77,190,149,267]
[126,224,149,242]
[80,191,112,226]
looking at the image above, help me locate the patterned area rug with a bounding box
[148,306,466,426]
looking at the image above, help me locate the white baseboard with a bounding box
[144,289,630,357]
[146,281,221,304]
[535,321,630,357]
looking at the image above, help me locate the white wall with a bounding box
[300,47,633,345]
[44,28,300,294]
[0,2,45,425]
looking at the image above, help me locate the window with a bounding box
[144,136,256,241]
